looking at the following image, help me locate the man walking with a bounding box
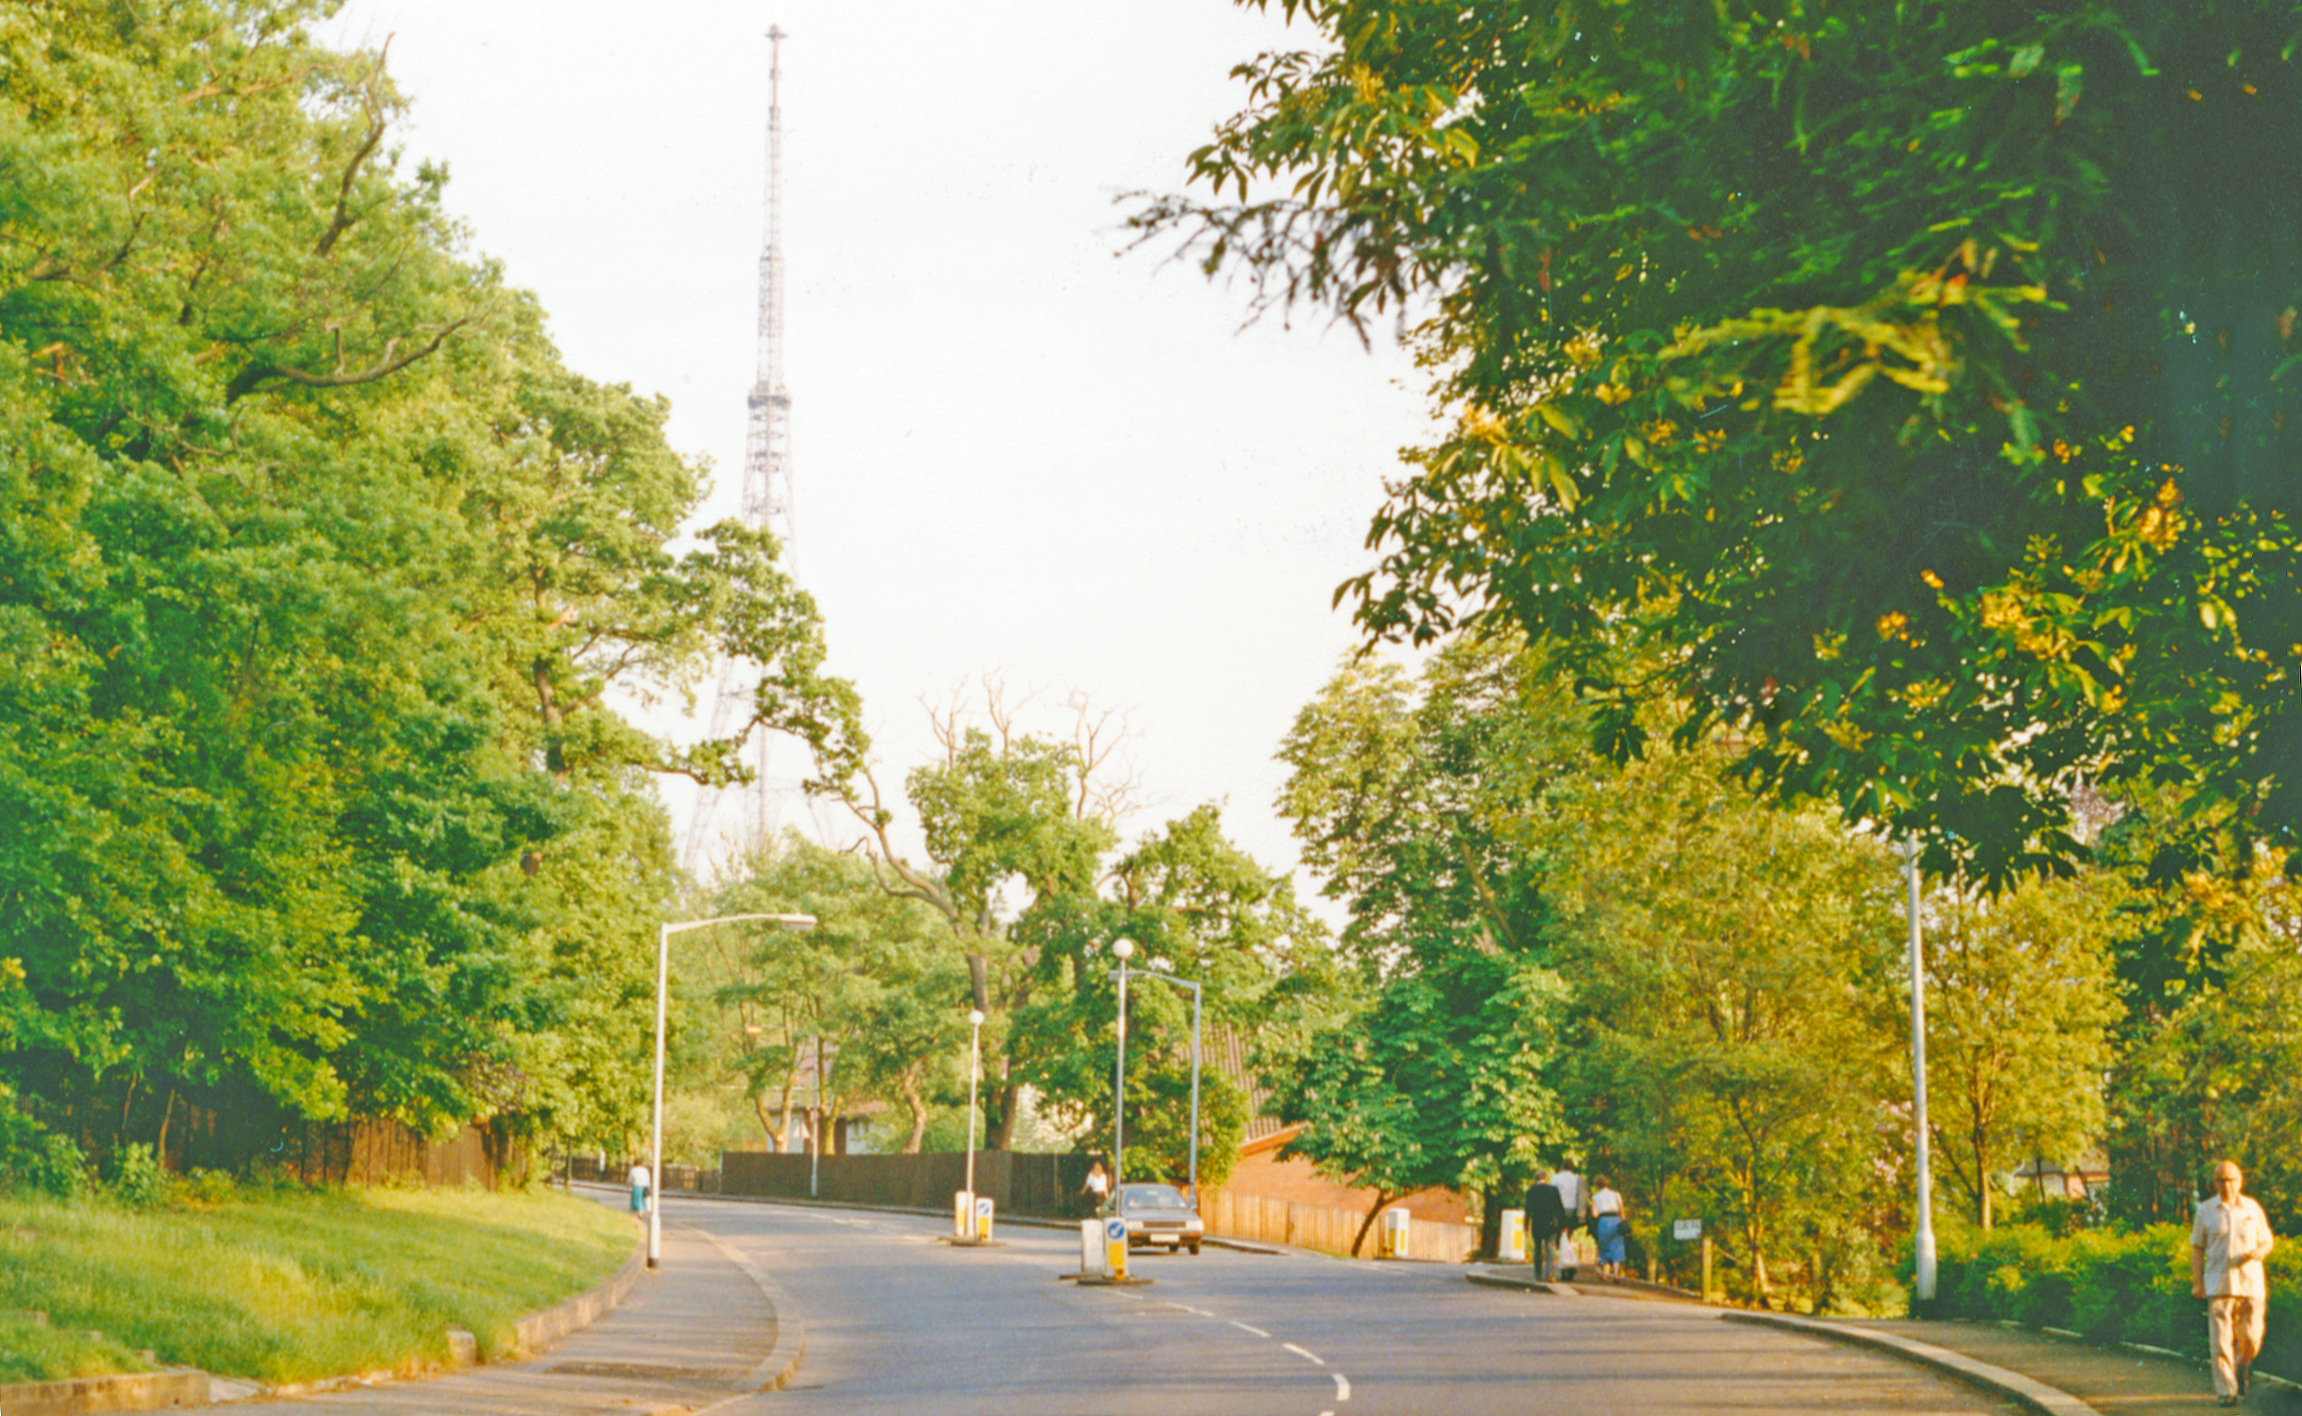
[1525,1169,1568,1281]
[2191,1158,2276,1406]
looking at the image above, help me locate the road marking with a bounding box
[1333,1373,1352,1401]
[1283,1342,1327,1366]
[1229,1321,1271,1338]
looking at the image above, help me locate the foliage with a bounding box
[0,0,853,1160]
[1548,739,1906,1306]
[691,836,969,1159]
[1008,805,1330,1190]
[1925,1218,2302,1379]
[2103,838,2302,1233]
[1145,0,2302,883]
[0,1184,634,1382]
[819,690,1325,1168]
[1270,638,1582,1216]
[1922,871,2124,1228]
[108,1143,169,1211]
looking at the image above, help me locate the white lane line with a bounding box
[1230,1321,1271,1338]
[1283,1342,1327,1366]
[1333,1372,1352,1401]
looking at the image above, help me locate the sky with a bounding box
[319,0,1433,895]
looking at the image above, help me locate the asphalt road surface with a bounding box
[714,1200,2024,1416]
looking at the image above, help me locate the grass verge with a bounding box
[0,1185,636,1385]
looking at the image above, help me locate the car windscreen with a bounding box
[1120,1185,1188,1209]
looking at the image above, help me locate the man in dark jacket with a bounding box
[1525,1169,1569,1280]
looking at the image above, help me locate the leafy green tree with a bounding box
[1010,805,1331,1189]
[1144,0,2302,882]
[1271,639,1582,1246]
[1545,744,1904,1305]
[696,838,968,1157]
[0,0,853,1166]
[1923,873,2123,1228]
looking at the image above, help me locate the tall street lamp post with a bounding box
[1111,938,1133,1187]
[652,911,815,1269]
[1116,965,1203,1199]
[1904,839,1937,1303]
[964,1006,986,1213]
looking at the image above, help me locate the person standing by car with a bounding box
[2191,1159,2275,1405]
[1590,1176,1627,1278]
[1524,1169,1568,1280]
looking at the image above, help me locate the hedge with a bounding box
[1923,1223,2302,1381]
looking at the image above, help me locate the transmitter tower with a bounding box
[684,24,799,870]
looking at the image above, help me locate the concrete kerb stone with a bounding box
[1722,1311,2098,1416]
[512,1235,647,1357]
[685,1229,807,1408]
[0,1366,210,1416]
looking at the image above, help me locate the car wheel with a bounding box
[1188,1242,1202,1256]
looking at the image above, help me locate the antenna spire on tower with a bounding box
[685,23,800,871]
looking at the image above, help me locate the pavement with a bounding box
[1470,1264,2302,1414]
[242,1205,800,1416]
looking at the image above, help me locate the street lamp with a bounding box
[964,1006,986,1222]
[1119,963,1203,1200]
[1903,839,1937,1303]
[651,911,816,1269]
[1111,938,1133,1188]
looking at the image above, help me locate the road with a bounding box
[710,1200,2024,1416]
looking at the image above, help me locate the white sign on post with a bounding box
[1673,1218,1703,1242]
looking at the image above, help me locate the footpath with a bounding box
[1472,1265,2301,1414]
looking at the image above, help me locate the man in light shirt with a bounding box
[2191,1159,2276,1405]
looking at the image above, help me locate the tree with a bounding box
[1271,638,1582,1247]
[1142,0,2302,882]
[820,685,1326,1166]
[1545,744,1904,1306]
[695,838,968,1158]
[1009,804,1331,1189]
[0,0,854,1166]
[1922,873,2123,1228]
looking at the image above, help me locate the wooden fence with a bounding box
[719,1149,1092,1218]
[1199,1186,1482,1262]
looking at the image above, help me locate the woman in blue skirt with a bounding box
[1591,1176,1627,1277]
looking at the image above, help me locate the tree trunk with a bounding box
[1352,1190,1398,1258]
[901,1075,928,1154]
[155,1088,177,1171]
[988,1081,1020,1150]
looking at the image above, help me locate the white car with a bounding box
[1102,1183,1205,1255]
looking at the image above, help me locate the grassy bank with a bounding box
[0,1185,636,1385]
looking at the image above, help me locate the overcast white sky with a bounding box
[321,0,1432,893]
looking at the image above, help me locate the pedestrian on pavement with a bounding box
[1525,1169,1568,1279]
[1552,1161,1589,1231]
[1083,1157,1111,1216]
[2191,1158,2276,1405]
[628,1160,652,1215]
[1591,1176,1626,1278]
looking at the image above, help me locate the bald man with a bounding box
[2191,1159,2276,1405]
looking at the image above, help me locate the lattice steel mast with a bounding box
[685,24,797,870]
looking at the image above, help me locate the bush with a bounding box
[1925,1219,2302,1383]
[108,1143,169,1209]
[30,1134,93,1202]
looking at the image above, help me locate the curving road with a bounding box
[710,1199,2023,1416]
